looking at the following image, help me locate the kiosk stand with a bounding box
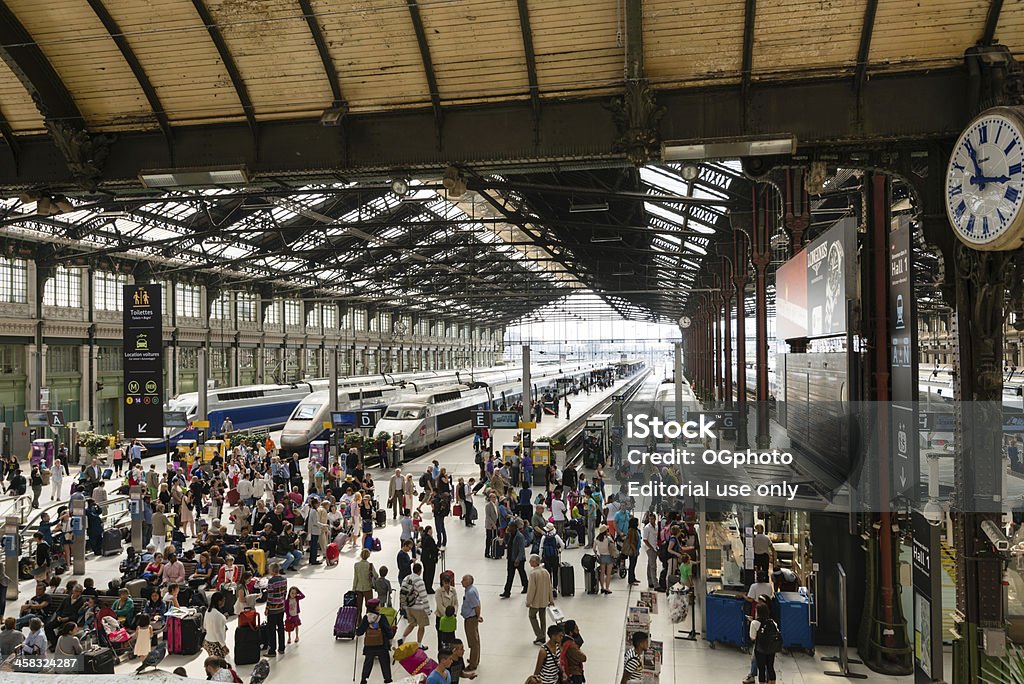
[130,485,143,551]
[71,498,86,575]
[3,516,18,601]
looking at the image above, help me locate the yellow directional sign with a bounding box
[518,421,537,430]
[192,420,210,428]
[323,421,333,430]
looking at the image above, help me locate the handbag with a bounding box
[453,503,463,517]
[238,608,261,631]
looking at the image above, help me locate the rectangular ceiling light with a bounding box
[569,201,609,213]
[139,166,250,189]
[590,235,623,243]
[661,135,796,161]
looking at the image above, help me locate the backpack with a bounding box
[228,667,243,683]
[755,618,783,655]
[657,538,671,563]
[364,615,385,647]
[542,534,558,560]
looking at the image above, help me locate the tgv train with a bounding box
[147,371,453,451]
[280,370,462,451]
[279,364,561,451]
[372,362,615,455]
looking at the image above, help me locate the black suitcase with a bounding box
[82,646,116,674]
[234,623,262,665]
[559,562,575,597]
[101,528,122,557]
[376,509,387,527]
[491,537,505,559]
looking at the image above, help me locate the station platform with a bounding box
[3,371,912,683]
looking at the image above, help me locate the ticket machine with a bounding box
[309,440,328,465]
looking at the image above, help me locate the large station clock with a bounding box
[946,106,1024,251]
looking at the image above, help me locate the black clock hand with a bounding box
[966,141,986,190]
[974,174,1011,184]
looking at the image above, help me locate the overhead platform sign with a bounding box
[123,284,164,439]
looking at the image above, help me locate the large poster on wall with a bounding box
[775,217,857,341]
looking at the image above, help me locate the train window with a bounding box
[293,404,320,420]
[384,406,423,420]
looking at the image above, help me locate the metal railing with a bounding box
[0,494,33,525]
[18,494,132,549]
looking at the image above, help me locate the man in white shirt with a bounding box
[549,495,567,540]
[641,513,659,589]
[752,524,774,573]
[236,477,254,508]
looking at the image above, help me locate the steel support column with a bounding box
[858,172,911,674]
[722,257,734,408]
[733,230,750,448]
[714,288,723,403]
[950,247,1012,683]
[751,185,772,448]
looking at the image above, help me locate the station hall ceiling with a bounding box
[0,0,1007,323]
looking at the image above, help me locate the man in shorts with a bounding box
[399,562,431,646]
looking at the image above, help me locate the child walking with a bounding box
[284,587,305,644]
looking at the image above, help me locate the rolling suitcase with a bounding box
[325,543,340,567]
[376,509,387,527]
[559,562,575,597]
[81,646,116,674]
[491,537,504,559]
[102,468,113,480]
[246,548,266,576]
[101,528,122,556]
[166,613,205,655]
[333,606,358,639]
[585,568,599,595]
[393,641,437,676]
[234,620,263,665]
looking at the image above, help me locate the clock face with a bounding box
[946,108,1024,251]
[678,316,692,329]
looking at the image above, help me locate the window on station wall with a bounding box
[175,283,201,318]
[379,311,390,333]
[284,348,299,377]
[210,348,227,371]
[305,348,320,375]
[368,312,379,332]
[98,346,123,372]
[43,266,82,308]
[0,257,27,303]
[322,304,337,330]
[238,348,254,369]
[284,300,302,327]
[93,271,127,312]
[0,344,22,374]
[339,307,350,330]
[159,281,170,316]
[306,303,320,328]
[236,292,258,323]
[210,293,230,321]
[265,299,281,326]
[46,346,80,374]
[353,308,366,331]
[178,348,197,370]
